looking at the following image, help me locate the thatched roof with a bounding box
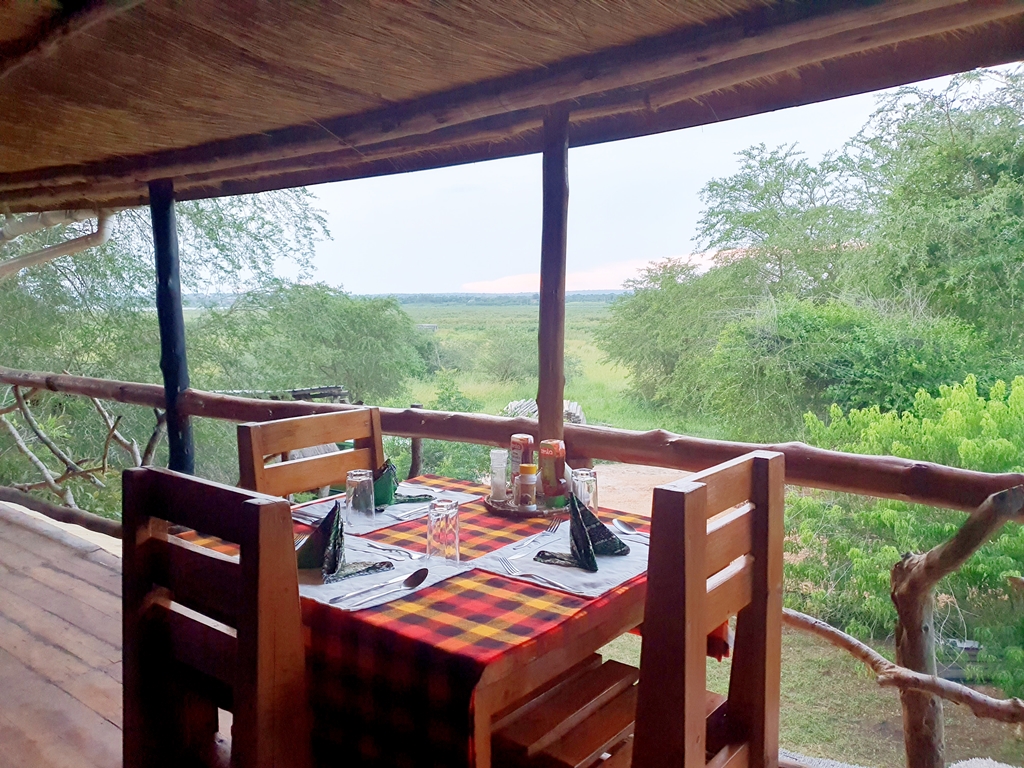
[1,0,1023,212]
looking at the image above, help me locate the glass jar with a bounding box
[514,463,538,512]
[490,449,508,502]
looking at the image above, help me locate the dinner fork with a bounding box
[510,516,564,551]
[360,540,424,560]
[496,555,574,593]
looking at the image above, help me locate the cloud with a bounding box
[461,255,715,293]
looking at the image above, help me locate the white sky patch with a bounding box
[461,253,719,293]
[463,258,656,293]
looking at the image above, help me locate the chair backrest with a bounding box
[237,407,385,498]
[633,450,784,768]
[122,466,311,768]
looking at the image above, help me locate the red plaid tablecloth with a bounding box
[179,475,654,768]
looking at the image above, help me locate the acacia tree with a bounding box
[695,142,866,297]
[849,68,1024,345]
[203,282,423,402]
[0,190,332,510]
[0,189,330,381]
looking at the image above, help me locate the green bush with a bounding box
[792,375,1024,695]
[383,371,490,482]
[668,296,987,441]
[806,375,1024,472]
[479,326,536,383]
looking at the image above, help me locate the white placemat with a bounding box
[292,483,482,535]
[472,525,649,598]
[299,534,470,610]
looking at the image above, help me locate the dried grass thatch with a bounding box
[0,0,1022,212]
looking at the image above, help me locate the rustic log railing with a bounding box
[2,366,1021,513]
[2,365,1023,766]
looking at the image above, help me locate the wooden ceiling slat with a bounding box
[0,0,1022,211]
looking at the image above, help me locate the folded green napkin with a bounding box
[535,494,629,573]
[321,501,393,584]
[373,459,399,506]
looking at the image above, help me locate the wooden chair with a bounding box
[492,450,784,768]
[122,466,312,768]
[237,408,385,498]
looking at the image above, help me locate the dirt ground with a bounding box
[592,462,687,517]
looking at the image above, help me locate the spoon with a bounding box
[330,569,415,603]
[612,518,649,538]
[348,567,429,608]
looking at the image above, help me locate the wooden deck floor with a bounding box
[0,502,121,768]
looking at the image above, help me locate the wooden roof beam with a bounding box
[1,0,1019,211]
[0,0,146,85]
[7,7,1024,214]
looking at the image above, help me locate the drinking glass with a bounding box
[426,498,460,562]
[345,469,375,523]
[572,468,599,513]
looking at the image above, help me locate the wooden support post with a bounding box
[149,179,194,474]
[407,403,424,480]
[537,109,569,442]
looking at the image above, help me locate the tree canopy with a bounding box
[600,67,1024,441]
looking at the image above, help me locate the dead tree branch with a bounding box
[890,484,1024,768]
[12,464,105,491]
[13,386,104,488]
[100,414,121,473]
[783,609,1024,724]
[0,386,37,416]
[0,414,76,508]
[90,397,142,465]
[899,485,1024,594]
[141,409,167,466]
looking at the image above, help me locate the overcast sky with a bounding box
[300,76,947,295]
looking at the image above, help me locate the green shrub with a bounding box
[806,375,1024,472]
[792,375,1024,695]
[380,371,491,482]
[673,297,988,441]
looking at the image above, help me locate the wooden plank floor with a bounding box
[0,503,121,768]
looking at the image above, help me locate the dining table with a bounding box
[176,474,664,768]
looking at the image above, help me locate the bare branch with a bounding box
[0,414,76,508]
[13,386,104,488]
[0,387,37,416]
[90,397,142,465]
[783,609,1024,724]
[12,464,105,491]
[909,484,1024,591]
[100,414,121,473]
[142,409,167,466]
[887,484,1024,765]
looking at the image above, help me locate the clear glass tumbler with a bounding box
[572,468,599,513]
[345,469,376,523]
[426,498,460,562]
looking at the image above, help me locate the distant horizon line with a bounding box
[183,288,628,299]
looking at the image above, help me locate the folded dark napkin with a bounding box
[319,500,394,584]
[535,494,629,572]
[375,492,434,512]
[296,500,339,569]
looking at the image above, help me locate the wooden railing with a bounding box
[2,365,1022,514]
[2,365,1022,766]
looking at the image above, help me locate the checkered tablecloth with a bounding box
[178,474,654,768]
